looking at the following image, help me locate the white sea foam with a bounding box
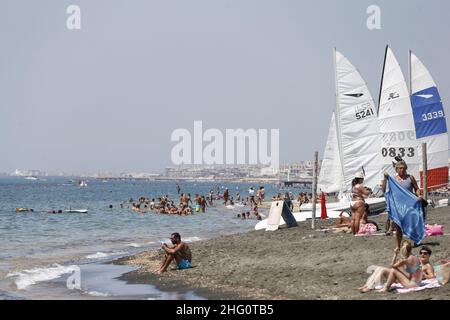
[85,251,128,259]
[6,264,79,290]
[183,237,202,243]
[126,243,142,248]
[87,291,111,297]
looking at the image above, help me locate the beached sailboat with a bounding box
[409,51,449,190]
[378,46,420,179]
[256,50,386,230]
[305,49,385,212]
[378,46,448,190]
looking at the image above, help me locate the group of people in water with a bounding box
[121,194,204,216]
[119,185,269,217]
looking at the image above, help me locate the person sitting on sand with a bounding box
[419,246,435,280]
[378,240,422,292]
[155,232,192,274]
[359,240,422,293]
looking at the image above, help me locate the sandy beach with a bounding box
[115,206,450,300]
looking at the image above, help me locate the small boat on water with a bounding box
[79,180,88,187]
[66,209,88,213]
[16,208,34,213]
[24,176,38,181]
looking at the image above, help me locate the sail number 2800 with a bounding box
[381,147,415,158]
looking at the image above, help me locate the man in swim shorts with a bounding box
[155,232,192,274]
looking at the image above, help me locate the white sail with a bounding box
[318,112,344,193]
[410,52,448,190]
[334,50,382,191]
[378,46,420,178]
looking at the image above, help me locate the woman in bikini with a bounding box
[378,240,422,292]
[359,240,422,293]
[350,172,370,235]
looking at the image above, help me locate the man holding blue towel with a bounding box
[382,159,425,251]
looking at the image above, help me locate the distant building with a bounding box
[12,169,48,177]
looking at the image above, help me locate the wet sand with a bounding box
[115,206,450,300]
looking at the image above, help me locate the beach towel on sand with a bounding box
[391,278,441,293]
[385,176,425,244]
[425,224,444,236]
[356,223,377,236]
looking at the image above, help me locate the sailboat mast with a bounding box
[333,48,346,193]
[408,50,412,97]
[377,45,388,114]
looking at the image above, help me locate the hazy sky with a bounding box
[1,0,450,174]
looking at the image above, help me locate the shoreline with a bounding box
[115,207,450,300]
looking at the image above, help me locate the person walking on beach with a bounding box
[155,232,192,274]
[381,158,422,251]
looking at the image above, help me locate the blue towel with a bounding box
[385,175,425,244]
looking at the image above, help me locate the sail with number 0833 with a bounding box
[377,46,420,179]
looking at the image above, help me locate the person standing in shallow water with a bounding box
[155,232,192,274]
[223,188,229,205]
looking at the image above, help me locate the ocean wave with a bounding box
[126,243,142,248]
[183,237,202,243]
[6,264,79,290]
[85,251,128,259]
[86,291,110,297]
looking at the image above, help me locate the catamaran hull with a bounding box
[255,197,386,231]
[299,197,386,214]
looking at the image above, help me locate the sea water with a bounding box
[0,177,305,299]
